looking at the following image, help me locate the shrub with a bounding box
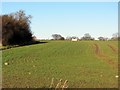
[2,10,34,46]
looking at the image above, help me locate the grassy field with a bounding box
[2,40,118,88]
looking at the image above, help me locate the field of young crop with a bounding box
[2,40,118,88]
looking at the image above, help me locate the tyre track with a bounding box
[107,44,118,54]
[94,43,117,69]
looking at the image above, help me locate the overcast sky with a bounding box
[2,2,118,39]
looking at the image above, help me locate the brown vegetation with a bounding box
[1,10,34,46]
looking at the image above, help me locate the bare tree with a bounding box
[98,37,108,41]
[52,34,64,40]
[66,36,79,40]
[111,32,118,40]
[66,36,72,40]
[81,33,94,40]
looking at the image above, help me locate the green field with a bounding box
[2,40,118,88]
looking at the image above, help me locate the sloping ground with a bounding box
[2,41,118,88]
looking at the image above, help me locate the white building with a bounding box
[71,38,78,41]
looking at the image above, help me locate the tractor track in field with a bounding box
[94,44,117,69]
[107,44,118,54]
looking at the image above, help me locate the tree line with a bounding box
[52,33,119,41]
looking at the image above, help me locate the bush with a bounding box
[2,10,34,46]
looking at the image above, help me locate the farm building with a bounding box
[71,38,78,41]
